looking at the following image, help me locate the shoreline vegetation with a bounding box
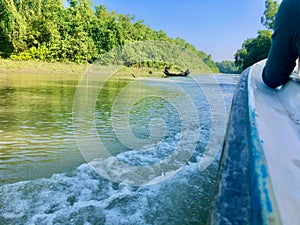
[0,0,278,77]
[0,0,219,74]
[0,59,213,77]
[0,58,88,75]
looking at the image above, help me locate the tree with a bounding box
[0,0,216,70]
[203,54,219,72]
[261,0,280,30]
[0,0,26,56]
[16,0,64,60]
[92,5,124,54]
[216,60,242,74]
[234,0,279,69]
[235,30,272,70]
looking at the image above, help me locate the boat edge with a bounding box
[209,61,282,224]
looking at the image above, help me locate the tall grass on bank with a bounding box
[0,59,89,75]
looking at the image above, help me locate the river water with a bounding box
[0,72,238,225]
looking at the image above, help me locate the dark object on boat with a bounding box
[163,67,190,77]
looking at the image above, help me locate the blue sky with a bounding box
[93,0,270,62]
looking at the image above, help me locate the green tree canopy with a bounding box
[235,30,272,70]
[261,0,280,30]
[0,0,217,71]
[96,40,212,72]
[216,60,242,74]
[234,0,279,70]
[0,0,26,56]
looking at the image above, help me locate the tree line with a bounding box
[234,0,280,70]
[0,0,218,72]
[215,0,279,74]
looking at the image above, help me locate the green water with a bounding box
[0,73,181,184]
[0,72,238,224]
[0,73,86,184]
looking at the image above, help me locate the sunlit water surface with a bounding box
[0,73,238,224]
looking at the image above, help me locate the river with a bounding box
[0,72,238,224]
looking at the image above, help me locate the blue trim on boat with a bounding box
[209,68,251,224]
[247,64,281,224]
[209,64,281,224]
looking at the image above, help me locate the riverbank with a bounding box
[0,59,161,77]
[0,59,212,77]
[0,59,88,75]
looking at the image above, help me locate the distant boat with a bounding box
[163,68,190,77]
[210,59,300,225]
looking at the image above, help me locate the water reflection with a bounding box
[0,72,239,225]
[0,74,84,184]
[0,73,238,186]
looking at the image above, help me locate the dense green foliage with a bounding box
[0,0,217,72]
[235,30,272,70]
[96,40,212,72]
[215,60,242,74]
[261,0,280,30]
[234,0,279,70]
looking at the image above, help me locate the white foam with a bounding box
[0,152,217,225]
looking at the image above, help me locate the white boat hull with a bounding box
[210,60,300,225]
